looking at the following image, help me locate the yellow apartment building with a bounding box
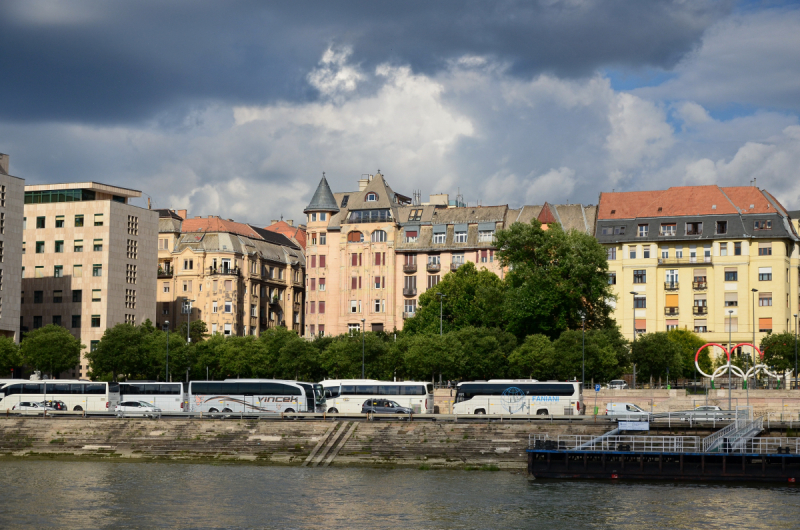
[304,171,595,337]
[597,185,800,351]
[0,154,24,342]
[156,211,305,337]
[21,182,158,377]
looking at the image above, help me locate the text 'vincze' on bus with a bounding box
[320,379,434,414]
[453,380,583,416]
[119,382,186,412]
[188,379,324,414]
[0,380,120,412]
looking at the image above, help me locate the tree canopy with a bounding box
[20,325,83,377]
[0,336,20,377]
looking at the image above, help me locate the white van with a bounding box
[606,402,649,420]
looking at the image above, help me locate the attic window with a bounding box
[366,192,378,202]
[341,195,350,207]
[658,207,662,212]
[610,210,616,214]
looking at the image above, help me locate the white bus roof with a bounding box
[320,379,431,386]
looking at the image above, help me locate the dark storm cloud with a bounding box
[0,0,731,124]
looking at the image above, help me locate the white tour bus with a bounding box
[119,382,186,412]
[0,380,120,412]
[320,379,435,414]
[453,380,583,416]
[188,379,325,414]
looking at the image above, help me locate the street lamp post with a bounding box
[750,288,757,402]
[728,309,733,410]
[361,318,366,379]
[163,321,170,383]
[581,315,586,388]
[795,313,798,391]
[436,293,446,336]
[630,292,637,386]
[185,298,195,343]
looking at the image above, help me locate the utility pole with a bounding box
[581,315,586,388]
[795,314,798,391]
[163,321,170,382]
[436,293,446,336]
[186,298,195,343]
[630,292,637,387]
[750,288,757,405]
[728,310,733,411]
[361,318,366,379]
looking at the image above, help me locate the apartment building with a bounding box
[156,211,305,337]
[596,185,800,347]
[304,171,595,337]
[21,182,157,377]
[0,154,24,341]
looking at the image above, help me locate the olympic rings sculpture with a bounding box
[694,342,781,381]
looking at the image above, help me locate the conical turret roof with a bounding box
[304,174,340,213]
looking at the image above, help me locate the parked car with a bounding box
[678,405,723,421]
[115,401,162,418]
[607,380,629,390]
[12,401,57,413]
[44,400,68,411]
[361,399,413,415]
[605,402,649,420]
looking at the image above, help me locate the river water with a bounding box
[0,461,798,529]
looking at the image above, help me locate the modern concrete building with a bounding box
[156,211,305,337]
[0,154,25,342]
[21,182,158,377]
[596,185,800,349]
[303,171,595,337]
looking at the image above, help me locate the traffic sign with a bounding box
[594,384,601,392]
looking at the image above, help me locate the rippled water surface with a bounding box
[0,461,799,529]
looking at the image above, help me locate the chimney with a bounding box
[358,175,370,191]
[286,219,293,226]
[271,219,280,225]
[176,209,187,220]
[0,153,8,175]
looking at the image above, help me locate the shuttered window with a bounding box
[759,318,773,331]
[665,294,679,306]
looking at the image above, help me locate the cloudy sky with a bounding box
[2,0,800,223]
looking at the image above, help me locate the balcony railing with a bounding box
[403,264,417,273]
[693,305,708,315]
[208,266,240,276]
[450,262,464,271]
[664,307,679,316]
[403,288,417,297]
[157,268,173,279]
[427,263,441,273]
[403,311,415,319]
[664,282,679,290]
[693,281,707,290]
[657,256,712,265]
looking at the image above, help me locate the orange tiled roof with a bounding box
[598,186,779,220]
[265,221,307,249]
[181,216,265,240]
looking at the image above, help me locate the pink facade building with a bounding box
[303,172,596,337]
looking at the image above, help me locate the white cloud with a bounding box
[306,46,364,98]
[605,93,674,174]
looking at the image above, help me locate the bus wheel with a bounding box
[222,408,233,419]
[536,409,548,416]
[328,408,338,414]
[208,407,220,419]
[474,409,486,415]
[284,408,297,420]
[73,406,83,412]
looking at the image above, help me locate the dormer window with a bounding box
[686,222,702,235]
[754,220,772,231]
[366,192,378,202]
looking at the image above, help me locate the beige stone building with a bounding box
[21,182,158,377]
[0,154,25,342]
[303,172,595,337]
[156,211,305,337]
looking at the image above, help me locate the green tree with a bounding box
[630,332,683,383]
[319,333,389,379]
[20,325,83,377]
[665,328,711,378]
[551,328,627,383]
[760,332,796,374]
[507,334,555,379]
[0,336,20,377]
[496,219,615,339]
[403,262,506,335]
[178,320,209,344]
[192,333,228,380]
[402,333,458,381]
[451,326,516,380]
[87,323,150,380]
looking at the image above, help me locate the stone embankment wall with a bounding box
[435,389,800,419]
[0,418,613,470]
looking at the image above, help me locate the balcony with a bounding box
[657,256,712,265]
[403,264,417,273]
[693,305,708,315]
[403,288,417,297]
[208,266,240,276]
[664,282,679,291]
[403,311,415,319]
[269,297,281,306]
[427,262,441,273]
[664,307,679,316]
[693,281,707,290]
[450,262,464,271]
[157,268,173,279]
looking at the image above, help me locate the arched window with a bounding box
[366,192,378,202]
[347,231,364,243]
[371,230,387,243]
